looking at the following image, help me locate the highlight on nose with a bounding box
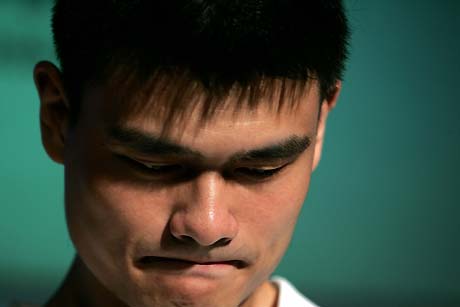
[169,206,238,247]
[168,172,238,247]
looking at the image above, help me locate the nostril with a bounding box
[176,234,196,244]
[214,237,232,247]
[173,234,232,247]
[168,197,239,247]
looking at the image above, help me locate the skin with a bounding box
[33,61,340,307]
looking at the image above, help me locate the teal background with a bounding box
[1,1,459,306]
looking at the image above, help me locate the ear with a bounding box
[312,81,342,171]
[33,61,70,164]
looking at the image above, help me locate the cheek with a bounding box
[235,159,312,268]
[64,151,172,284]
[66,170,167,249]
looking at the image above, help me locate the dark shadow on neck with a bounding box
[44,255,128,307]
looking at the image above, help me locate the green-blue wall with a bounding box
[1,1,459,306]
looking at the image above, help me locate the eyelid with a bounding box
[246,165,284,170]
[130,158,172,169]
[228,162,291,181]
[120,152,295,179]
[242,164,288,172]
[233,157,294,169]
[117,154,185,174]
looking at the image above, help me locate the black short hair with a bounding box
[51,0,350,124]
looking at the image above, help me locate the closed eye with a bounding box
[136,160,183,172]
[118,155,186,176]
[232,165,287,180]
[117,154,289,182]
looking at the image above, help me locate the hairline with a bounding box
[66,68,328,130]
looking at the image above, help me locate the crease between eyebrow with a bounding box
[107,126,312,163]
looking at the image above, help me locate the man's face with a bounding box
[58,80,325,307]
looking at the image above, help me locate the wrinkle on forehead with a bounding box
[102,67,318,137]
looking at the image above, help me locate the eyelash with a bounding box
[122,156,287,181]
[232,166,286,180]
[120,156,185,176]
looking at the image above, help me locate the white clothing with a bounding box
[272,276,320,307]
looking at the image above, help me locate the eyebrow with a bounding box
[229,136,311,163]
[108,126,202,157]
[107,126,311,163]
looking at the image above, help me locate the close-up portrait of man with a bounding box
[29,0,350,306]
[2,0,460,307]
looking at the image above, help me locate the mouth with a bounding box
[136,256,247,271]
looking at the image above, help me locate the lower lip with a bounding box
[136,257,242,277]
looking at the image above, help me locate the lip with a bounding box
[135,256,246,277]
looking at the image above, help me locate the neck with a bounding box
[45,255,278,307]
[241,281,279,307]
[44,255,127,307]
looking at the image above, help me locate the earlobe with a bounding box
[33,61,70,164]
[312,81,342,171]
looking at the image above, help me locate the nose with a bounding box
[169,172,238,247]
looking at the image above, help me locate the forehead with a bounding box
[78,78,321,154]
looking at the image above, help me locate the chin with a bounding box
[122,271,249,307]
[133,284,243,307]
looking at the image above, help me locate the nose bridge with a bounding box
[169,171,238,246]
[194,171,219,223]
